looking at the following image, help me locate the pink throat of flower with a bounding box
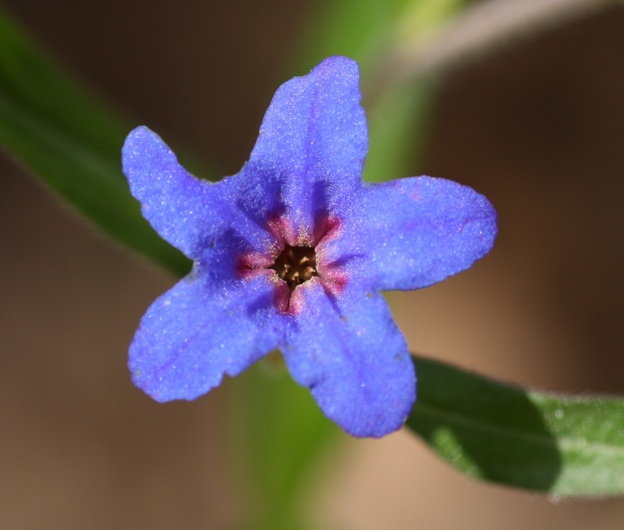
[237,214,346,315]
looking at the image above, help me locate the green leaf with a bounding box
[0,4,189,276]
[230,359,339,530]
[362,79,436,183]
[408,355,624,497]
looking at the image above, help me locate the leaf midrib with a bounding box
[413,400,624,457]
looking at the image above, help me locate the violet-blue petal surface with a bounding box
[333,176,497,291]
[246,56,367,234]
[282,283,415,438]
[123,126,227,258]
[129,272,280,402]
[122,56,498,438]
[123,126,284,260]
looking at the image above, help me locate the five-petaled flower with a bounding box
[122,56,497,438]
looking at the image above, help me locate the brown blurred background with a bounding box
[2,1,624,528]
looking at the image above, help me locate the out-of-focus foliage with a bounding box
[0,4,189,275]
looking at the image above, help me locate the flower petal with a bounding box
[245,56,368,236]
[281,282,416,438]
[122,126,229,258]
[335,176,497,291]
[129,272,280,402]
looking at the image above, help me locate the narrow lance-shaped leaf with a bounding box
[407,355,624,497]
[0,4,189,275]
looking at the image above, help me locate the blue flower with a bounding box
[122,56,497,438]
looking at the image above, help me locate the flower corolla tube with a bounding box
[122,56,497,438]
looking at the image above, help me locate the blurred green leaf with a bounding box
[0,4,189,276]
[230,360,339,530]
[362,79,435,182]
[294,0,407,74]
[408,355,624,497]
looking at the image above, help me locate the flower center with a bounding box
[270,245,318,291]
[236,215,346,315]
